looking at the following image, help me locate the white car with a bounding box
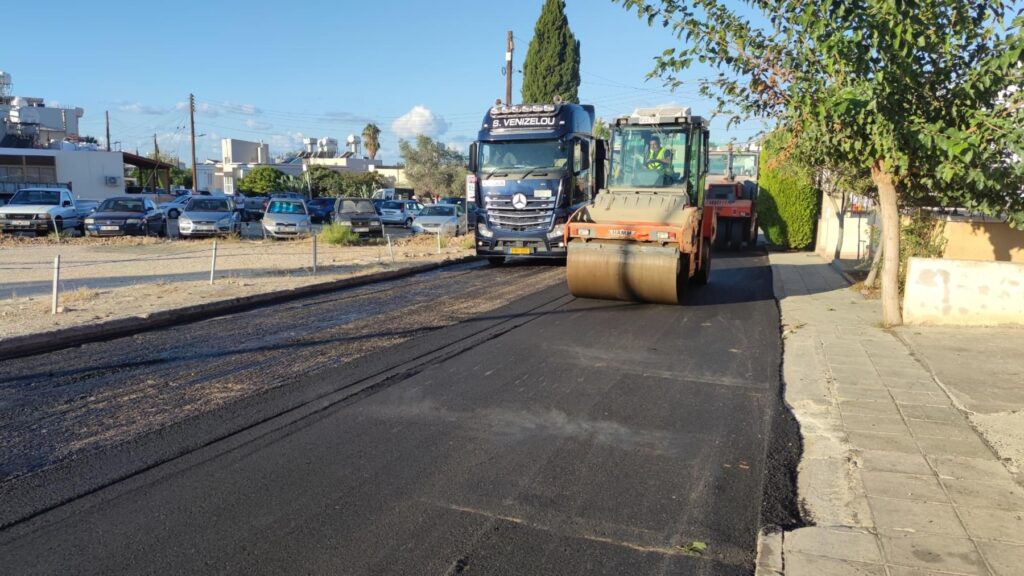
[178,197,240,237]
[262,198,312,239]
[158,195,194,219]
[411,204,468,236]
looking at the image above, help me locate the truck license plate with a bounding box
[11,220,30,226]
[509,247,531,255]
[100,226,119,231]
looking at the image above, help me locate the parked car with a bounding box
[83,197,166,237]
[0,188,92,236]
[411,204,468,236]
[371,187,415,201]
[261,191,304,212]
[379,199,424,227]
[371,198,386,214]
[178,197,240,238]
[438,197,478,228]
[307,197,336,224]
[158,194,193,219]
[333,197,383,238]
[262,198,311,239]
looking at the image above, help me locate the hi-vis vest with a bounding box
[645,147,671,172]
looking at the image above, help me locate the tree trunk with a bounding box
[871,161,902,326]
[865,215,883,288]
[826,191,848,262]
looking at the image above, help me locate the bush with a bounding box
[756,129,820,249]
[898,211,946,294]
[318,223,360,246]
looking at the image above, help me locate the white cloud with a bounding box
[391,105,449,139]
[245,118,273,131]
[175,101,262,117]
[175,101,219,117]
[121,102,171,115]
[268,131,307,155]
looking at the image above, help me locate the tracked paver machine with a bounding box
[565,107,715,304]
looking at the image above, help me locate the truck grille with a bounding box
[3,213,37,220]
[484,194,555,232]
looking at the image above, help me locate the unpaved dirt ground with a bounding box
[0,233,474,340]
[0,262,567,482]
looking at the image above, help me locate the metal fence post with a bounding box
[51,255,60,314]
[312,233,318,275]
[51,213,61,243]
[210,240,218,285]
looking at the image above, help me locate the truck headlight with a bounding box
[477,220,493,238]
[547,224,565,238]
[337,220,352,226]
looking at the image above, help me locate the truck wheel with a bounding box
[693,240,711,285]
[730,219,744,250]
[714,220,728,250]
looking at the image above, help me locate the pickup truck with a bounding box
[0,188,95,236]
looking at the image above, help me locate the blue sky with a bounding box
[3,0,769,164]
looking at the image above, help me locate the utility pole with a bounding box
[105,110,111,152]
[153,134,161,191]
[505,31,514,106]
[189,93,198,195]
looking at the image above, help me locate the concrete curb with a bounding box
[0,255,478,361]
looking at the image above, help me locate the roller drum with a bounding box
[566,240,683,304]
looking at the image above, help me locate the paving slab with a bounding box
[869,498,967,537]
[857,450,933,476]
[957,507,1024,544]
[975,539,1024,576]
[879,533,987,575]
[785,553,886,576]
[941,478,1024,511]
[860,471,949,503]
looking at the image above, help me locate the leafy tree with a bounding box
[362,123,381,160]
[304,165,389,197]
[398,135,467,198]
[619,0,1024,326]
[237,166,287,194]
[593,118,611,140]
[78,135,99,144]
[521,0,581,104]
[757,129,819,249]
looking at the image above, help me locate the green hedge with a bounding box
[756,129,819,249]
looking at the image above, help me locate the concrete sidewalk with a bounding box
[758,251,1024,576]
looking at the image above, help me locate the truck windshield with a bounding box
[9,190,60,205]
[609,127,689,190]
[480,140,568,173]
[709,153,730,176]
[732,154,758,178]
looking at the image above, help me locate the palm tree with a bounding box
[362,123,381,160]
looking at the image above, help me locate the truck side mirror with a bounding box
[62,200,72,207]
[468,143,478,172]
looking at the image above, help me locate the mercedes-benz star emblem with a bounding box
[512,193,528,210]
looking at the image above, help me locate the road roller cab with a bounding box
[565,107,715,304]
[707,148,759,249]
[467,102,603,265]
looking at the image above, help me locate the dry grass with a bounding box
[45,285,102,313]
[0,233,166,248]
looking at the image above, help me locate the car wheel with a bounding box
[405,218,413,228]
[169,209,179,219]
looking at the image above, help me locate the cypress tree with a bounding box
[521,0,580,104]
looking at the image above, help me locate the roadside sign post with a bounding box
[51,255,60,314]
[210,240,217,285]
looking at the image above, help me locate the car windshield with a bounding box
[609,126,689,190]
[99,199,145,212]
[9,190,60,205]
[268,200,306,214]
[337,199,375,214]
[419,205,455,217]
[382,201,403,210]
[480,140,568,172]
[186,199,231,212]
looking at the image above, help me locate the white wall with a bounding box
[52,150,125,201]
[904,257,1024,326]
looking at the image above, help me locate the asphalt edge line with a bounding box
[0,255,478,361]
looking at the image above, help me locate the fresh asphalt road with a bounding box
[0,251,784,575]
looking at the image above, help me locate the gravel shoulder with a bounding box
[0,233,473,340]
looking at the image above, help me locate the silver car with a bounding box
[262,198,312,239]
[379,200,424,227]
[178,197,240,237]
[411,204,468,236]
